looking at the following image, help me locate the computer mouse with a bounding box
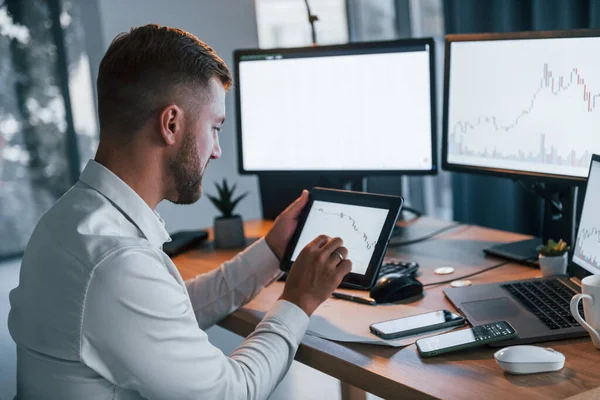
[494,345,565,375]
[369,274,423,304]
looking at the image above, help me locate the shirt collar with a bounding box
[79,160,171,248]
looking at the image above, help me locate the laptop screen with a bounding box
[573,157,600,274]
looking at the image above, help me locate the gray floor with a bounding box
[0,260,378,400]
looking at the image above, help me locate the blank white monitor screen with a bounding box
[446,35,600,179]
[236,42,434,172]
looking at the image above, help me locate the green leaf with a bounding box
[208,178,248,217]
[206,193,219,206]
[223,178,229,195]
[222,179,234,202]
[206,193,229,215]
[230,192,249,213]
[215,181,226,200]
[538,238,570,256]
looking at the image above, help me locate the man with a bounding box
[8,25,351,399]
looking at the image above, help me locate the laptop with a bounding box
[444,154,600,345]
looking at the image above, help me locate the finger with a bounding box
[336,260,353,277]
[321,237,344,254]
[280,189,309,218]
[328,246,348,264]
[335,246,348,259]
[308,234,330,249]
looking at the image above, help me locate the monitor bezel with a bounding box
[442,29,600,185]
[570,153,600,280]
[233,38,438,177]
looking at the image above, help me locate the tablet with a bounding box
[281,188,403,289]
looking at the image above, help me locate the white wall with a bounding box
[94,0,263,232]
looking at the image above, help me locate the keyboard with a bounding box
[378,258,419,278]
[501,279,583,330]
[163,230,208,257]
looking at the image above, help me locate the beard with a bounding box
[169,132,205,205]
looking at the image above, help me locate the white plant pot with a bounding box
[538,253,568,277]
[214,215,246,249]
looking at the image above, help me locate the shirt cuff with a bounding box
[240,238,281,279]
[263,300,310,345]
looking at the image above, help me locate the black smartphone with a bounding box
[416,321,518,357]
[369,310,465,340]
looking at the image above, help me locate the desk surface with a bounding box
[173,218,600,400]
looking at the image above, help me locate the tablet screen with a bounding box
[290,200,389,275]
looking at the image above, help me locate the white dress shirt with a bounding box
[8,160,309,400]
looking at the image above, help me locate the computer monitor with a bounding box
[442,30,600,262]
[572,154,600,277]
[234,38,437,177]
[234,39,437,218]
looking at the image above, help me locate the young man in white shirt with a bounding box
[8,24,352,399]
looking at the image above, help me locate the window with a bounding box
[256,0,348,48]
[347,0,397,41]
[0,0,95,259]
[62,0,98,169]
[254,0,452,220]
[409,0,445,37]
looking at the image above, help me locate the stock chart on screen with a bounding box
[574,159,600,274]
[447,36,600,178]
[290,201,389,275]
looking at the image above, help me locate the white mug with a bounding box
[571,275,600,349]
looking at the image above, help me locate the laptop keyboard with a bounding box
[502,279,583,330]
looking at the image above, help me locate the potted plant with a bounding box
[537,239,570,277]
[207,179,249,249]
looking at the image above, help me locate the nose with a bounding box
[211,136,222,160]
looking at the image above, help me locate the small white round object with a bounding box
[434,267,455,275]
[450,279,472,288]
[494,345,565,375]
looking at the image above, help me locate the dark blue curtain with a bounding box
[443,0,600,235]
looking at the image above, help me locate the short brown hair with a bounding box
[97,24,232,135]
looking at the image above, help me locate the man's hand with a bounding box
[265,190,309,261]
[280,236,352,316]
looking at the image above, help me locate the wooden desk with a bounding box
[173,218,600,399]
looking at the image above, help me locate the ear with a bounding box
[159,104,184,146]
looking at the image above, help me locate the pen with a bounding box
[332,292,377,306]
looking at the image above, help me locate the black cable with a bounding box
[303,0,319,44]
[390,222,463,247]
[423,260,510,287]
[391,208,424,237]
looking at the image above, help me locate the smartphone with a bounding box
[416,321,518,357]
[369,310,465,339]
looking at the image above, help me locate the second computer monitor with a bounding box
[234,39,437,175]
[443,30,600,182]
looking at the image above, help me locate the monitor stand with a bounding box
[483,184,579,266]
[258,174,413,230]
[258,174,367,220]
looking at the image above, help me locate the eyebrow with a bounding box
[217,116,226,125]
